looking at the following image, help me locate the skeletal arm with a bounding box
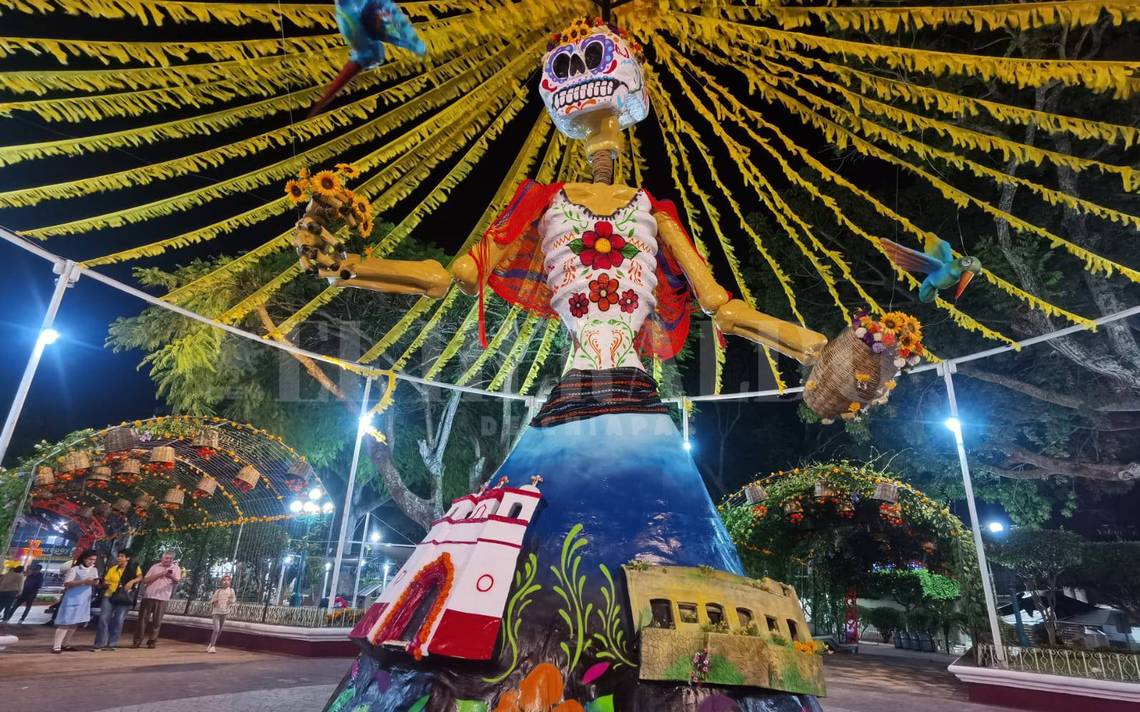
[654,211,826,363]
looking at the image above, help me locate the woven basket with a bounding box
[234,464,260,493]
[59,451,91,477]
[191,429,221,453]
[160,487,185,510]
[194,475,218,498]
[86,466,112,489]
[103,427,138,455]
[285,459,314,493]
[35,466,56,487]
[94,502,111,518]
[803,328,895,421]
[113,498,131,514]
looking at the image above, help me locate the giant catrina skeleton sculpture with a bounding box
[299,17,837,712]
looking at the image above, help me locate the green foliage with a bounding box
[862,605,902,642]
[990,528,1085,589]
[551,523,593,672]
[483,553,540,684]
[1073,542,1140,619]
[722,461,969,587]
[868,569,961,609]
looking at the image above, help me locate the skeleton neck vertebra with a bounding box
[583,112,622,185]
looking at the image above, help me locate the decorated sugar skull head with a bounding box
[538,17,649,140]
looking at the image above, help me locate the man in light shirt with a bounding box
[132,551,181,649]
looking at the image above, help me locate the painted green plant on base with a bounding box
[592,563,635,668]
[484,553,541,684]
[767,648,812,695]
[552,523,594,671]
[662,653,745,686]
[326,685,355,712]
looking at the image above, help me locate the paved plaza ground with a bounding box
[0,609,1014,712]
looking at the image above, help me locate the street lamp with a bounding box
[38,328,60,346]
[987,521,1006,534]
[369,531,381,543]
[938,362,1007,666]
[289,500,303,514]
[308,486,323,501]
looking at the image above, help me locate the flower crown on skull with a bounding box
[538,16,650,140]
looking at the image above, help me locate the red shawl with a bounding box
[472,180,697,360]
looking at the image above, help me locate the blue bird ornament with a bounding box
[309,0,426,116]
[880,236,982,303]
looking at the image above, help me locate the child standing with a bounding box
[206,574,236,653]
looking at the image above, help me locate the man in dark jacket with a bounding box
[4,563,44,623]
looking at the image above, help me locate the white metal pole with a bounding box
[275,557,289,606]
[351,511,370,607]
[0,260,77,468]
[327,377,373,613]
[939,362,1007,666]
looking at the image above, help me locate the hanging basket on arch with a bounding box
[94,501,111,518]
[86,466,112,489]
[78,505,94,518]
[113,458,142,486]
[872,482,899,504]
[784,499,804,525]
[814,481,838,502]
[193,475,218,498]
[102,426,139,461]
[34,465,56,488]
[160,487,185,511]
[133,493,155,517]
[191,429,221,459]
[744,483,768,505]
[58,451,91,481]
[112,498,131,515]
[233,464,260,493]
[145,446,176,473]
[285,459,314,494]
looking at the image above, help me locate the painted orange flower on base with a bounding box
[493,664,584,712]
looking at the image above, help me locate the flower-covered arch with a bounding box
[720,462,971,583]
[23,415,326,539]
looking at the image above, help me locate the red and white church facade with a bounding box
[350,476,543,660]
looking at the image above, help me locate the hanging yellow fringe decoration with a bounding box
[519,319,559,396]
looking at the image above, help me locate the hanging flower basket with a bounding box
[86,466,112,489]
[872,482,899,504]
[838,499,855,519]
[744,483,767,504]
[113,498,131,514]
[879,502,903,527]
[114,458,143,486]
[285,459,314,494]
[133,493,155,516]
[102,427,138,461]
[804,311,922,423]
[191,429,221,459]
[234,465,260,493]
[94,502,111,518]
[160,487,185,511]
[34,466,56,488]
[814,481,838,501]
[751,503,768,518]
[145,446,176,473]
[193,475,218,498]
[78,506,94,518]
[58,451,91,480]
[31,487,53,500]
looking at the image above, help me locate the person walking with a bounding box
[5,563,44,623]
[133,551,181,649]
[0,565,26,621]
[206,574,236,653]
[93,551,141,651]
[52,550,100,653]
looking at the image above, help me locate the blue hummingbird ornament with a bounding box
[879,235,982,303]
[309,0,427,116]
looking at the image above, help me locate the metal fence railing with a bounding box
[166,598,366,629]
[978,643,1140,682]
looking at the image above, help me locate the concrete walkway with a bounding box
[0,608,1015,711]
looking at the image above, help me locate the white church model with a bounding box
[355,475,543,660]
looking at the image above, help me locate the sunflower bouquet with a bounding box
[285,163,374,237]
[803,309,925,423]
